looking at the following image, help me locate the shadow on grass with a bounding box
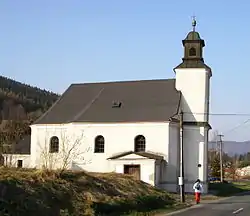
[209,182,250,197]
[0,176,79,216]
[93,195,175,216]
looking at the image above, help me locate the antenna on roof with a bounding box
[191,15,196,32]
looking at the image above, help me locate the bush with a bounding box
[210,156,223,178]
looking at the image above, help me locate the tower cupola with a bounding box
[174,17,211,76]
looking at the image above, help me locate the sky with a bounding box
[0,0,250,141]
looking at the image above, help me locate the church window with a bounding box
[49,136,59,153]
[94,135,105,153]
[134,135,146,152]
[189,47,196,56]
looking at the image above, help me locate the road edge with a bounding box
[162,191,250,216]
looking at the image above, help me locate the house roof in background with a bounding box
[33,79,181,124]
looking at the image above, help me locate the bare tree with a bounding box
[39,136,57,170]
[38,128,92,173]
[208,130,220,169]
[59,130,92,173]
[226,160,240,180]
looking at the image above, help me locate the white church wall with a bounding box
[159,122,180,192]
[31,125,81,169]
[175,68,210,122]
[155,163,161,185]
[30,122,170,175]
[182,126,208,193]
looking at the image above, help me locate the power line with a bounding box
[183,112,250,116]
[181,111,250,139]
[222,119,250,135]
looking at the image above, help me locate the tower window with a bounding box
[189,47,196,56]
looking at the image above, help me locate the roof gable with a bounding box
[107,151,164,160]
[34,79,181,124]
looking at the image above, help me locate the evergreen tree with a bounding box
[211,155,222,178]
[0,75,59,161]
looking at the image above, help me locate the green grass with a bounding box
[125,203,191,216]
[0,167,183,216]
[209,181,250,197]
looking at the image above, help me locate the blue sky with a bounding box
[0,0,249,141]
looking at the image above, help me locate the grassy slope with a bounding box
[209,181,250,197]
[0,168,183,216]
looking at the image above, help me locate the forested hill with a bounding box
[0,75,59,122]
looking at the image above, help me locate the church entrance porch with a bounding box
[107,151,164,186]
[124,164,141,180]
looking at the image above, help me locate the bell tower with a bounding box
[174,17,212,193]
[176,17,211,73]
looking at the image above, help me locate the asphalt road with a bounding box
[168,193,250,216]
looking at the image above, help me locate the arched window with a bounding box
[189,47,196,56]
[49,136,59,153]
[134,135,146,152]
[94,135,105,153]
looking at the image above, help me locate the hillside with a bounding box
[209,141,250,156]
[0,75,59,153]
[0,75,59,121]
[0,168,182,216]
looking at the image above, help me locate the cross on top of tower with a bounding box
[192,15,196,31]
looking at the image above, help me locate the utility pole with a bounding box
[217,134,224,182]
[178,111,185,203]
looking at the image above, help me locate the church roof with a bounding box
[33,78,181,125]
[185,31,201,40]
[174,60,211,71]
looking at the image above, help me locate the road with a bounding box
[168,193,250,216]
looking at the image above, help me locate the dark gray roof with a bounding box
[33,79,181,124]
[13,135,31,154]
[107,151,164,160]
[174,60,211,72]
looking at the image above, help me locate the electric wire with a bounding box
[182,111,250,138]
[183,112,250,116]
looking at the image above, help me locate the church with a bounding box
[4,20,212,193]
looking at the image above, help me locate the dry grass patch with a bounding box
[0,168,180,216]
